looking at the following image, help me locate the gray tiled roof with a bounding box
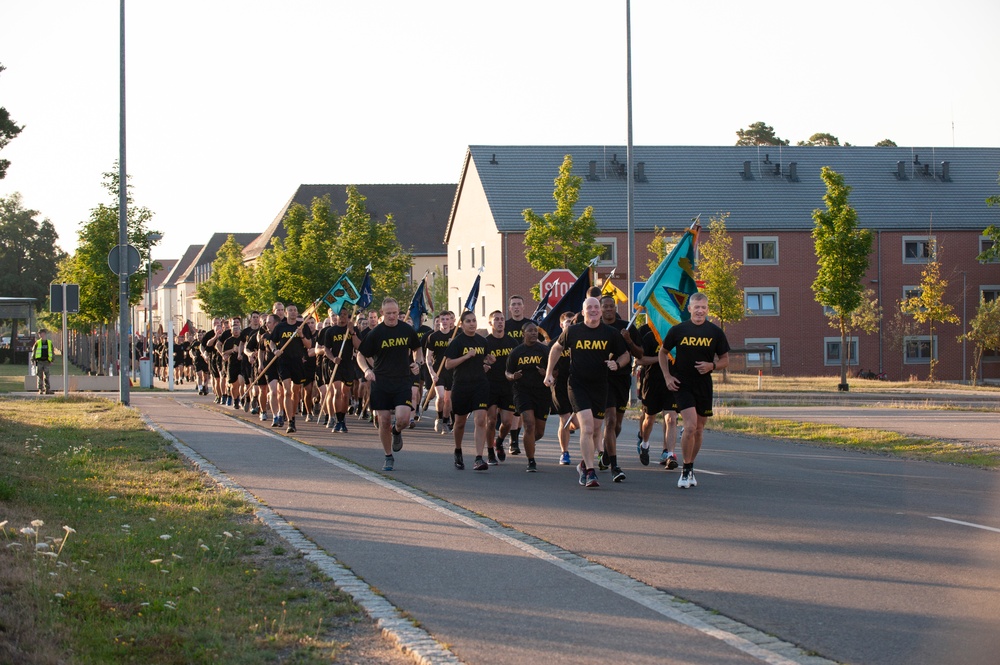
[465,145,1000,233]
[179,233,258,283]
[163,244,204,286]
[243,184,456,261]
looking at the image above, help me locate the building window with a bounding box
[744,237,778,264]
[980,236,999,263]
[481,296,486,316]
[745,288,779,316]
[596,237,617,267]
[824,337,859,366]
[902,236,935,264]
[481,244,486,268]
[744,338,780,367]
[471,245,475,268]
[904,335,936,364]
[981,287,1000,303]
[443,264,448,277]
[457,249,461,270]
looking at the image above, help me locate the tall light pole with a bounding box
[117,0,129,405]
[625,0,636,311]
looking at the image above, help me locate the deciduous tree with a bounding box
[811,167,872,390]
[798,132,841,147]
[0,64,23,179]
[523,155,601,300]
[960,296,1000,385]
[196,235,249,317]
[900,248,959,381]
[980,173,1000,262]
[696,213,744,334]
[875,139,898,147]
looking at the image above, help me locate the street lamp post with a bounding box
[146,233,162,345]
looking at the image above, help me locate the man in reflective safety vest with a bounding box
[31,329,55,394]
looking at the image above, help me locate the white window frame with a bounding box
[595,237,617,268]
[824,336,859,366]
[744,338,780,367]
[902,235,935,264]
[903,335,936,364]
[745,287,780,316]
[980,235,999,264]
[744,236,779,265]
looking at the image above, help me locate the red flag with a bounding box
[178,320,191,336]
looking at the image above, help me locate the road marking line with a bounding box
[695,468,725,476]
[929,516,1000,533]
[215,409,826,665]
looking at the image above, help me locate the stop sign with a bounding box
[539,269,577,307]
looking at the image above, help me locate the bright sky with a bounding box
[2,0,998,260]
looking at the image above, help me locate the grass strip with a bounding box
[0,396,368,664]
[708,413,1000,469]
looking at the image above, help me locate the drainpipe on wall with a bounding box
[877,230,883,374]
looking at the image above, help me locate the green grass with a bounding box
[0,397,364,664]
[708,412,1000,468]
[715,372,1000,395]
[0,356,87,394]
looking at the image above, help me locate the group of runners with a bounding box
[175,289,730,489]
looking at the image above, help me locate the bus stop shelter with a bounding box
[0,297,38,364]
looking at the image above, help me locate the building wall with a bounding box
[448,161,504,317]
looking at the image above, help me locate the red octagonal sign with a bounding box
[539,269,577,307]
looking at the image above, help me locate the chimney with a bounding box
[742,161,752,180]
[635,161,646,182]
[588,160,599,181]
[490,153,498,165]
[788,162,798,182]
[940,161,951,181]
[896,161,906,180]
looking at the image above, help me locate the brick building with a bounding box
[445,145,1000,381]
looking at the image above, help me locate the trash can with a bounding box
[139,357,152,388]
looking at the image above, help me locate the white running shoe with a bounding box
[678,470,691,489]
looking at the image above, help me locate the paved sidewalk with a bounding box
[133,392,832,665]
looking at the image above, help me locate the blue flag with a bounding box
[530,286,553,324]
[538,269,591,341]
[463,272,482,313]
[320,270,362,315]
[356,269,373,310]
[408,276,433,324]
[634,224,700,344]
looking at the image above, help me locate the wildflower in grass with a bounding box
[36,542,51,551]
[107,496,117,500]
[0,520,9,541]
[31,519,44,528]
[150,559,163,565]
[191,587,201,594]
[172,553,182,559]
[54,593,65,599]
[57,526,76,557]
[6,542,23,549]
[223,531,233,538]
[159,534,171,541]
[200,544,210,551]
[20,527,36,537]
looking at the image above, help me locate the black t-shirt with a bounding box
[603,316,633,378]
[485,333,518,385]
[267,321,311,360]
[556,322,627,381]
[504,317,529,345]
[661,319,730,384]
[416,324,433,348]
[221,333,242,365]
[319,324,354,365]
[357,321,421,382]
[445,332,490,387]
[424,329,454,372]
[640,328,668,394]
[506,342,549,392]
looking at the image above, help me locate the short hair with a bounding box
[560,312,576,323]
[689,292,708,304]
[460,311,476,324]
[250,310,261,317]
[586,286,603,298]
[489,310,504,319]
[508,295,524,304]
[39,328,48,334]
[439,310,455,318]
[381,297,398,309]
[599,294,616,305]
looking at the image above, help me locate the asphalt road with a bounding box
[134,391,1000,665]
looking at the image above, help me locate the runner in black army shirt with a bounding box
[635,323,680,469]
[221,317,245,410]
[444,311,491,471]
[550,312,576,466]
[267,304,313,434]
[598,295,644,482]
[319,308,358,433]
[356,298,424,471]
[544,297,629,488]
[502,295,529,454]
[658,293,730,489]
[484,311,517,464]
[505,321,550,472]
[424,311,456,433]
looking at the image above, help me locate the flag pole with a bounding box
[328,265,372,384]
[421,266,481,411]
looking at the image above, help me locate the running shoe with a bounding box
[304,414,312,423]
[688,470,697,487]
[577,461,587,486]
[445,420,454,433]
[286,419,296,434]
[612,467,626,483]
[383,455,394,472]
[339,421,348,434]
[509,442,521,456]
[348,405,355,416]
[408,418,416,429]
[526,460,537,473]
[678,470,691,489]
[638,440,650,466]
[271,417,280,428]
[243,397,251,412]
[454,450,465,470]
[559,451,571,465]
[585,471,600,488]
[473,457,489,471]
[260,411,268,422]
[487,448,498,465]
[666,454,679,470]
[233,400,240,410]
[251,406,259,415]
[434,418,441,433]
[597,450,609,471]
[496,442,506,462]
[391,429,403,452]
[659,450,671,466]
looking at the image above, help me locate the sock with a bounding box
[640,441,650,449]
[392,427,400,435]
[436,409,443,421]
[511,428,520,444]
[609,454,618,469]
[337,412,345,423]
[683,462,694,471]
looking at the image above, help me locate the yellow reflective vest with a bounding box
[33,339,54,362]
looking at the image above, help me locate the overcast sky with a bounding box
[2,0,998,260]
